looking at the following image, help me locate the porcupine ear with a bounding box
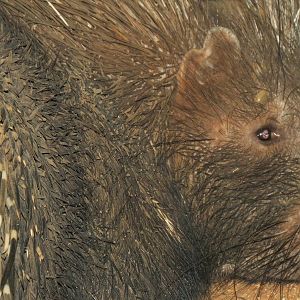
[174,27,241,139]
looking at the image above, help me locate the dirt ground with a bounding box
[210,281,300,299]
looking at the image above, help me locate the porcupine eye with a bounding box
[257,128,272,141]
[256,125,280,144]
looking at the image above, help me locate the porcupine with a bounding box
[0,1,299,299]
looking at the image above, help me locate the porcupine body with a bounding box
[0,1,300,299]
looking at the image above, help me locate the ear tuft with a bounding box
[203,27,241,60]
[173,27,242,140]
[175,27,241,110]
